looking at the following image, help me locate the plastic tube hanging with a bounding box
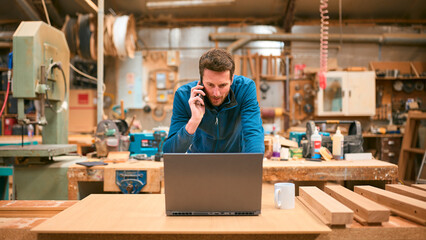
[319,0,329,89]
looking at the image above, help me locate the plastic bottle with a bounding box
[27,124,34,144]
[311,127,322,159]
[273,134,281,158]
[332,127,344,160]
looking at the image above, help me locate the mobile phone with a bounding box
[196,80,204,104]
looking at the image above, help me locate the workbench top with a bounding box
[32,185,331,235]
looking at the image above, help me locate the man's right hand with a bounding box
[186,83,206,134]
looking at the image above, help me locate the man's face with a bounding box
[202,69,233,107]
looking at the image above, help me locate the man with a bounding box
[163,48,264,153]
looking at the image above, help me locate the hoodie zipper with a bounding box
[214,115,219,152]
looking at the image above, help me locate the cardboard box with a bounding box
[69,89,97,133]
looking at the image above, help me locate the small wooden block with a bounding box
[105,151,130,163]
[299,186,353,226]
[354,185,426,225]
[411,184,426,192]
[386,184,426,201]
[324,185,390,225]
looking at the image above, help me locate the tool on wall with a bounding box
[260,81,270,100]
[319,0,329,90]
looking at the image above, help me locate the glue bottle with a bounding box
[273,134,281,158]
[332,127,344,160]
[311,127,322,159]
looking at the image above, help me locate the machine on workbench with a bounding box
[0,21,76,161]
[129,130,167,161]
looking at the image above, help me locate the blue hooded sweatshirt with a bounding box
[163,75,264,153]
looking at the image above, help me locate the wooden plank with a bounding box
[412,184,426,191]
[0,200,77,218]
[103,161,163,193]
[31,193,330,235]
[299,186,353,226]
[324,185,390,224]
[234,55,241,75]
[386,184,426,201]
[354,185,426,225]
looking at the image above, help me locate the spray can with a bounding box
[311,127,322,159]
[332,127,344,160]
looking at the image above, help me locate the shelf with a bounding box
[0,67,7,71]
[403,148,426,155]
[376,77,426,81]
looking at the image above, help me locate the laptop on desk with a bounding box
[163,153,263,216]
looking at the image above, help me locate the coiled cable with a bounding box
[319,0,329,90]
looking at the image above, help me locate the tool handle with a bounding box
[124,115,136,135]
[120,100,125,119]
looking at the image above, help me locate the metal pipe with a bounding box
[97,0,104,123]
[211,32,426,53]
[285,55,290,112]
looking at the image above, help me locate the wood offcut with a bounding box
[324,185,390,225]
[354,185,426,225]
[386,184,426,201]
[298,186,353,226]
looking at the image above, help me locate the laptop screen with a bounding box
[164,153,263,216]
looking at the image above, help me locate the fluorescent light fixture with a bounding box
[147,0,235,9]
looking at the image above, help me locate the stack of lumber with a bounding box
[297,184,426,227]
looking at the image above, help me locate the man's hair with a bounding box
[199,48,235,81]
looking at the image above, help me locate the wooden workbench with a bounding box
[1,185,425,240]
[67,159,398,200]
[0,200,77,240]
[31,184,426,240]
[67,161,163,200]
[262,159,398,183]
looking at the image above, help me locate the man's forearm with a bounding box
[185,118,201,135]
[163,124,195,153]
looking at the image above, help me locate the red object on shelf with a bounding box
[4,117,17,135]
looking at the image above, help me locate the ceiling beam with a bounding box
[294,19,426,26]
[15,0,42,21]
[146,0,235,9]
[74,0,97,14]
[283,0,296,33]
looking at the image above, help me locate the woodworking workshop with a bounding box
[0,0,425,239]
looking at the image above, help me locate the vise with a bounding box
[115,170,147,194]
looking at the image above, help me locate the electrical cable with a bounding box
[45,62,68,113]
[1,52,13,117]
[0,77,10,117]
[70,63,98,82]
[41,0,51,26]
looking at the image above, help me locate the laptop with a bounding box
[163,153,263,216]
